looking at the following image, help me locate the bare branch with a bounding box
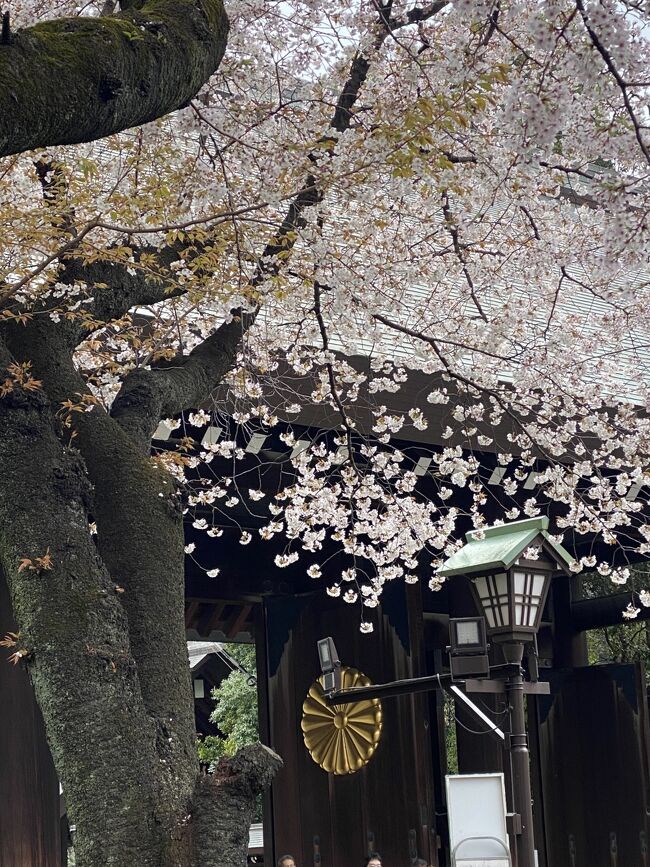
[440,190,489,323]
[330,53,374,133]
[520,205,541,241]
[0,220,100,306]
[313,280,356,436]
[392,0,449,27]
[372,310,514,362]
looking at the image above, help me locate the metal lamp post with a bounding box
[439,517,574,867]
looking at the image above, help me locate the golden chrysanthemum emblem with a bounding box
[301,666,383,775]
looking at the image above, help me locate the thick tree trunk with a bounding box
[0,0,228,157]
[0,352,166,864]
[0,331,282,865]
[6,317,200,819]
[190,746,283,867]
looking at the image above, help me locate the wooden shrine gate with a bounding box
[5,558,650,867]
[0,568,63,867]
[531,663,650,867]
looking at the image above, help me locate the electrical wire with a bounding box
[214,646,258,684]
[453,713,499,736]
[471,694,510,717]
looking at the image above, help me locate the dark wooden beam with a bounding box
[224,604,253,639]
[571,592,649,631]
[553,578,588,667]
[184,598,201,629]
[192,601,226,636]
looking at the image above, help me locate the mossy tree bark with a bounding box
[0,0,229,157]
[0,309,281,865]
[0,340,168,864]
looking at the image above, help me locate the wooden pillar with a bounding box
[255,602,276,867]
[406,584,438,865]
[0,566,61,866]
[551,577,588,669]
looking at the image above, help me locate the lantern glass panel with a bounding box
[512,570,548,628]
[474,576,491,626]
[474,572,510,629]
[318,638,332,669]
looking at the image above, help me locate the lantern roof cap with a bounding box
[437,517,575,578]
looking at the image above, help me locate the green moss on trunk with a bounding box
[4,318,200,840]
[0,382,166,864]
[0,0,228,157]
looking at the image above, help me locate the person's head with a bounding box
[414,859,427,867]
[365,852,382,867]
[278,855,296,867]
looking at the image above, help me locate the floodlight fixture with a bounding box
[449,616,487,656]
[317,636,341,694]
[448,617,489,680]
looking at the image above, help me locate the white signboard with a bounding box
[446,773,511,867]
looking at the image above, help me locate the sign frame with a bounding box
[445,772,512,867]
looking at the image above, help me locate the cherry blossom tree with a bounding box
[0,0,649,863]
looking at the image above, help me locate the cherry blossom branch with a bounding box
[540,160,600,182]
[574,0,650,165]
[543,271,564,337]
[110,179,321,450]
[312,280,357,450]
[370,310,562,466]
[330,0,448,133]
[54,195,309,342]
[440,190,489,323]
[109,2,424,450]
[27,162,182,338]
[0,220,100,307]
[372,311,514,362]
[388,0,449,29]
[34,158,77,238]
[93,199,282,236]
[519,205,541,241]
[61,254,185,336]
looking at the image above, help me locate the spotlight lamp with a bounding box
[317,636,342,694]
[448,616,489,679]
[449,616,488,655]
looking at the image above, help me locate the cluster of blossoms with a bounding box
[170,382,650,628]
